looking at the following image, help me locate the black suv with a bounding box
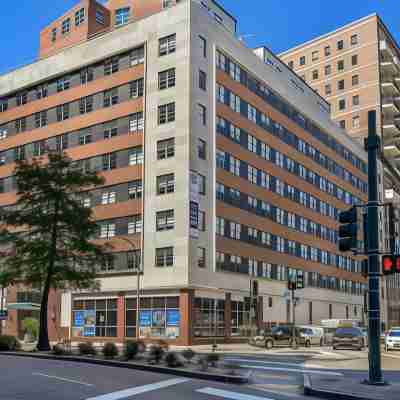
[251,325,302,349]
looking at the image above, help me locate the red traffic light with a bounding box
[382,255,400,275]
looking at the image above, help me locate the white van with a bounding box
[299,326,324,347]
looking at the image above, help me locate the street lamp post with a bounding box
[118,237,141,340]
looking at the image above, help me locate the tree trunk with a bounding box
[37,273,51,351]
[37,200,59,352]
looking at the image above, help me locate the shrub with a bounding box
[165,352,183,368]
[0,335,19,351]
[149,345,164,364]
[78,342,96,356]
[124,341,139,360]
[198,356,208,371]
[206,353,220,368]
[22,318,39,340]
[182,348,195,363]
[52,344,68,356]
[102,342,118,359]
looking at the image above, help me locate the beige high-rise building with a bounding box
[280,14,400,166]
[280,14,400,328]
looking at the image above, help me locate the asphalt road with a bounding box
[0,355,314,400]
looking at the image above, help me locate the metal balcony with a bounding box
[382,96,400,115]
[381,79,400,96]
[380,40,393,58]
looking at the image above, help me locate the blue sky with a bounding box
[0,0,399,75]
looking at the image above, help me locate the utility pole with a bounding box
[365,110,384,385]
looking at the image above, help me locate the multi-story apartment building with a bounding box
[279,13,400,329]
[0,0,371,345]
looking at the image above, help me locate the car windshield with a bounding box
[335,328,360,336]
[388,331,400,337]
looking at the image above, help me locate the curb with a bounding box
[0,351,249,384]
[303,374,368,400]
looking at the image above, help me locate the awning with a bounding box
[7,303,40,311]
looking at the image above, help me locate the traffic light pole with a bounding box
[291,287,297,349]
[365,110,384,385]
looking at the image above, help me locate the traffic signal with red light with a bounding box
[382,255,400,275]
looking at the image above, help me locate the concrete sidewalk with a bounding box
[304,373,400,400]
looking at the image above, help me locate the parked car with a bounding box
[385,329,400,351]
[332,327,365,350]
[299,326,324,347]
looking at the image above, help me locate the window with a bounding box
[128,215,142,234]
[156,247,174,267]
[96,9,105,24]
[325,84,332,95]
[104,125,118,139]
[79,96,93,114]
[337,40,344,50]
[16,91,27,106]
[324,46,331,56]
[337,60,344,71]
[198,174,206,195]
[62,18,70,34]
[312,51,319,61]
[288,61,294,69]
[129,147,143,165]
[325,65,331,75]
[351,34,358,45]
[199,70,207,91]
[338,99,346,111]
[158,102,175,124]
[0,100,8,113]
[352,115,360,128]
[115,7,130,26]
[81,67,93,84]
[35,111,47,128]
[312,70,318,80]
[197,104,207,125]
[0,129,7,140]
[339,120,346,129]
[163,0,174,8]
[299,56,306,66]
[102,153,117,170]
[128,180,142,199]
[100,223,116,239]
[36,85,48,99]
[103,88,119,107]
[352,74,359,86]
[198,247,206,268]
[199,35,207,58]
[157,174,174,195]
[104,57,119,75]
[353,95,360,106]
[33,140,46,157]
[129,112,144,132]
[79,132,92,145]
[199,211,205,231]
[56,104,69,121]
[157,138,175,159]
[159,34,176,56]
[198,139,206,160]
[102,191,116,205]
[51,28,57,42]
[75,8,85,26]
[15,118,26,133]
[57,76,70,92]
[338,80,345,91]
[352,54,358,66]
[130,78,144,98]
[158,68,175,90]
[130,46,145,66]
[156,210,175,231]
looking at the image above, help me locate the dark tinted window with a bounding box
[388,331,400,337]
[335,327,361,336]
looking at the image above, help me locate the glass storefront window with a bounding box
[194,298,225,337]
[231,300,251,336]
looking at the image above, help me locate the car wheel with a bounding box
[320,338,324,347]
[305,340,311,348]
[289,338,298,348]
[333,346,337,350]
[265,340,273,350]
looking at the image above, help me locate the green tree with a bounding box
[0,152,111,351]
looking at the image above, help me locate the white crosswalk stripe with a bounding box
[85,378,190,400]
[197,387,276,400]
[239,364,343,376]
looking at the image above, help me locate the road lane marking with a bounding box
[240,364,343,376]
[85,378,190,400]
[224,358,304,368]
[32,373,94,387]
[197,387,275,400]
